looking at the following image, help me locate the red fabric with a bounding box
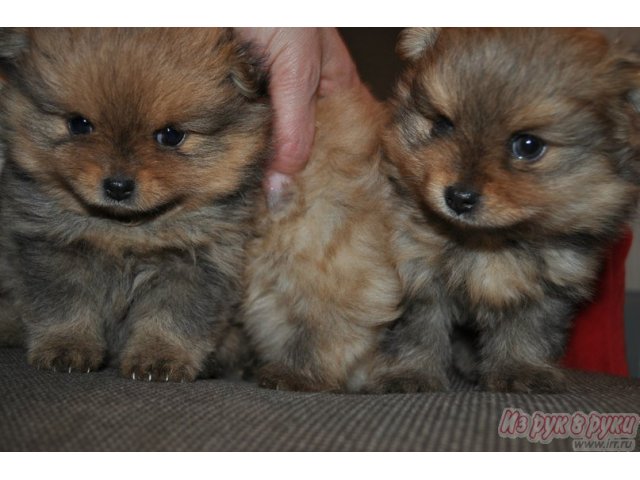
[561,230,632,377]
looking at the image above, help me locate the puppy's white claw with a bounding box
[68,367,72,374]
[87,368,91,373]
[132,372,136,380]
[148,373,152,382]
[165,374,169,382]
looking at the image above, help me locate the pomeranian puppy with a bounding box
[243,84,403,392]
[0,28,271,381]
[372,28,640,392]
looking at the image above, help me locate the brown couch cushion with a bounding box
[1,348,638,451]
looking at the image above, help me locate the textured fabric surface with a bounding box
[1,348,638,451]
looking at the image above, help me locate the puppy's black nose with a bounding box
[103,177,135,202]
[444,185,480,215]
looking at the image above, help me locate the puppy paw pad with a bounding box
[483,366,567,393]
[28,343,104,373]
[120,352,200,383]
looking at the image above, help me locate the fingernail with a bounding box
[266,172,291,195]
[266,172,293,211]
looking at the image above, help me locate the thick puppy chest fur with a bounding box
[0,161,256,380]
[377,28,640,393]
[243,87,403,392]
[0,28,271,381]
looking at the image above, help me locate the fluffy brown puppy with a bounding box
[0,28,271,381]
[374,28,640,392]
[244,85,403,392]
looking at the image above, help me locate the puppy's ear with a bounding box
[0,28,28,60]
[397,27,440,62]
[230,42,269,100]
[0,28,28,82]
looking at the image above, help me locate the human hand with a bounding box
[234,28,360,200]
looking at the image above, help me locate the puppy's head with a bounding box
[387,28,640,236]
[0,28,270,221]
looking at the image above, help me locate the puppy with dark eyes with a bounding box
[371,28,640,393]
[0,28,271,381]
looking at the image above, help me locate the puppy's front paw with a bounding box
[364,369,450,394]
[28,337,105,373]
[257,365,298,391]
[120,339,201,382]
[258,363,338,392]
[483,364,567,393]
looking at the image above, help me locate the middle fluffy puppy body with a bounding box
[244,86,402,391]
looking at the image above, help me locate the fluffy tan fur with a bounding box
[244,85,403,391]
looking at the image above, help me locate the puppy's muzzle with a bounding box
[103,177,135,202]
[444,185,480,215]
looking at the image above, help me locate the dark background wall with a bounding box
[338,28,640,377]
[338,28,404,100]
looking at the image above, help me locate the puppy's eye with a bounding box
[431,115,454,137]
[511,134,546,162]
[68,116,94,135]
[155,127,186,147]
